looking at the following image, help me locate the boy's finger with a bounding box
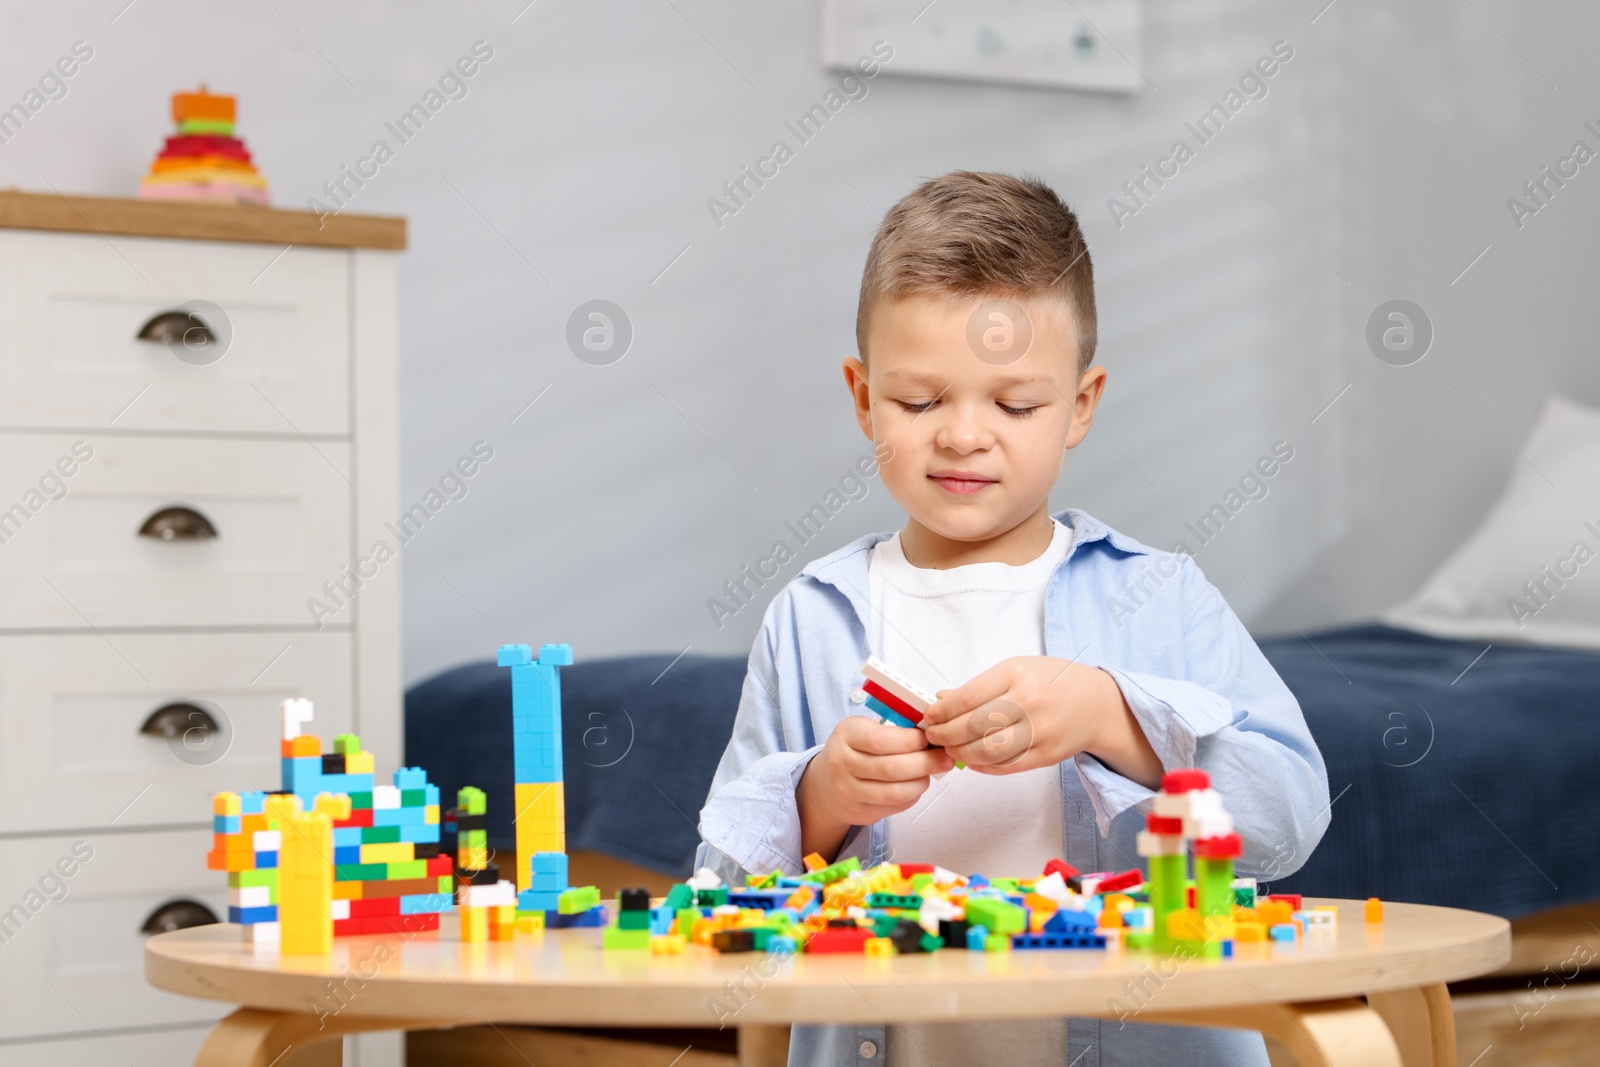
[924,697,1024,747]
[922,662,1012,725]
[850,747,951,783]
[847,720,931,756]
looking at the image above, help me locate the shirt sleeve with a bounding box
[1072,556,1330,880]
[695,607,818,883]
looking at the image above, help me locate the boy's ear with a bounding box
[842,357,875,443]
[1064,365,1107,450]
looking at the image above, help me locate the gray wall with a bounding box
[3,1,1593,684]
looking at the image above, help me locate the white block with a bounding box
[245,921,281,943]
[252,830,282,852]
[280,698,314,741]
[687,866,723,890]
[1032,871,1074,904]
[331,899,350,920]
[1136,831,1185,857]
[371,785,401,810]
[459,881,516,908]
[861,657,936,711]
[228,885,273,908]
[933,866,962,886]
[1185,812,1234,839]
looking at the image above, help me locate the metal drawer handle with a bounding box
[138,506,217,541]
[140,702,220,740]
[135,310,216,348]
[140,899,219,935]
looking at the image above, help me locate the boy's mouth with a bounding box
[928,469,997,495]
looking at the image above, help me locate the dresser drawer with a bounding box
[0,434,352,629]
[0,829,229,1041]
[0,631,354,833]
[0,230,350,435]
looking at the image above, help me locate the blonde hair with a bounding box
[856,170,1096,372]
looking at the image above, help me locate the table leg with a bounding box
[193,1007,452,1067]
[1368,984,1457,1067]
[1140,998,1403,1067]
[736,1023,790,1067]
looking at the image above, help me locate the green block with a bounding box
[457,786,486,815]
[867,892,922,910]
[228,869,278,889]
[676,907,700,936]
[695,886,729,907]
[461,830,486,848]
[910,873,933,892]
[386,860,426,880]
[179,118,234,135]
[919,933,944,953]
[401,789,427,807]
[871,915,899,937]
[618,910,651,930]
[751,927,772,951]
[333,733,361,755]
[438,876,453,893]
[664,884,694,911]
[802,856,861,885]
[747,870,779,889]
[1233,885,1256,908]
[602,925,651,950]
[989,878,1021,895]
[1123,929,1154,951]
[348,792,373,810]
[965,897,1026,936]
[984,933,1011,952]
[558,885,601,915]
[361,826,400,844]
[1196,857,1234,919]
[1147,853,1186,953]
[336,863,386,881]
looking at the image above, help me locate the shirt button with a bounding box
[859,1040,878,1058]
[850,688,867,705]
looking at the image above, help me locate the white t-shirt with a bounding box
[867,519,1072,1067]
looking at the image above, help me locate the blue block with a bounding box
[394,767,428,790]
[317,774,364,794]
[229,905,277,924]
[769,934,798,955]
[968,875,989,888]
[255,851,277,868]
[531,852,568,877]
[239,791,266,815]
[518,889,561,912]
[498,643,533,667]
[214,814,241,834]
[966,925,989,950]
[864,696,916,729]
[333,828,363,847]
[1013,932,1105,950]
[399,893,452,915]
[728,889,789,911]
[544,905,604,928]
[1222,939,1234,958]
[424,783,440,805]
[373,806,426,828]
[1045,909,1097,933]
[399,823,439,843]
[334,846,361,865]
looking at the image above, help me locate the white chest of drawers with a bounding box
[0,192,404,1062]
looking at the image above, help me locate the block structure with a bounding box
[498,644,573,893]
[1138,769,1242,956]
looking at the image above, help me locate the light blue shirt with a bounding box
[695,509,1331,1067]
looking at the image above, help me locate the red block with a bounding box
[1267,894,1302,909]
[426,855,453,877]
[1146,814,1183,834]
[897,863,935,876]
[1096,869,1143,893]
[1043,858,1079,880]
[351,896,402,918]
[1161,769,1211,794]
[1194,833,1242,860]
[336,808,374,828]
[863,680,922,724]
[807,926,872,955]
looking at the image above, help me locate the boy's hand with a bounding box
[921,656,1162,789]
[797,716,955,860]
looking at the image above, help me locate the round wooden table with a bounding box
[146,898,1508,1067]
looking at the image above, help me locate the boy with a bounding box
[695,171,1329,1066]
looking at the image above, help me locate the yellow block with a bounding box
[864,937,895,957]
[213,792,241,816]
[313,793,352,821]
[360,842,415,865]
[1235,922,1267,943]
[512,783,565,890]
[515,912,545,935]
[346,750,375,775]
[460,906,487,943]
[650,934,687,955]
[280,809,332,955]
[490,905,517,941]
[424,805,440,825]
[1167,908,1206,942]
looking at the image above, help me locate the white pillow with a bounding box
[1383,393,1600,650]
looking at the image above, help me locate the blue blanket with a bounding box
[406,625,1600,917]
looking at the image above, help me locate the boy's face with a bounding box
[844,293,1105,549]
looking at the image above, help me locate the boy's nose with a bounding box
[935,411,996,453]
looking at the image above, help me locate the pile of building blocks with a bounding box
[137,86,270,204]
[860,657,963,769]
[596,768,1383,959]
[207,700,454,950]
[451,786,519,942]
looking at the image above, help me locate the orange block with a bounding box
[173,89,235,124]
[1365,898,1384,924]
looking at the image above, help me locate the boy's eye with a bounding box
[998,403,1039,417]
[895,399,937,413]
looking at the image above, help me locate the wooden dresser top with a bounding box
[0,189,406,250]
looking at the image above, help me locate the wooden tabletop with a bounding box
[0,189,406,249]
[147,898,1509,1028]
